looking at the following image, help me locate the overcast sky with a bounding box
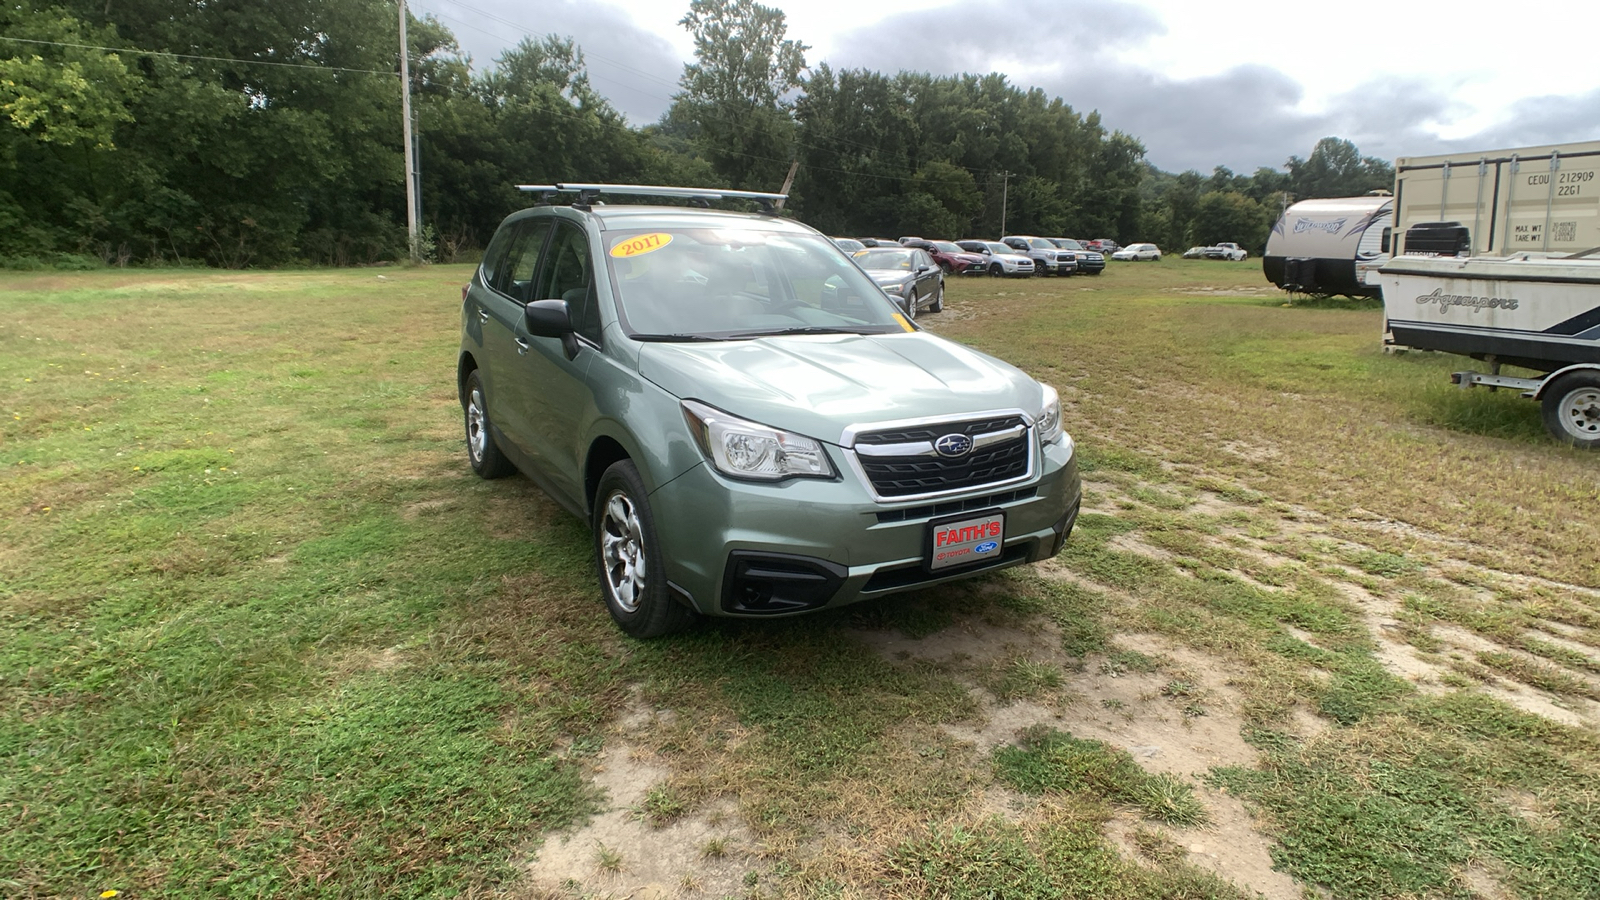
[418,0,1600,174]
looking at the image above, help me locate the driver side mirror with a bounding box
[524,299,580,359]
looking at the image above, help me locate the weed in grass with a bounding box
[1343,548,1425,578]
[1478,651,1600,700]
[1077,444,1163,478]
[1128,483,1193,510]
[1103,649,1163,674]
[1131,826,1187,866]
[702,837,727,859]
[994,725,1207,826]
[595,842,623,873]
[1161,679,1198,699]
[986,656,1064,702]
[640,783,688,826]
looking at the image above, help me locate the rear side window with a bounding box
[498,221,552,300]
[479,225,516,289]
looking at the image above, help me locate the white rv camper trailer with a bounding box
[1378,140,1600,447]
[1263,195,1393,297]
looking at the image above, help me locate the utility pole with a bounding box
[999,170,1013,236]
[775,160,799,210]
[399,0,419,262]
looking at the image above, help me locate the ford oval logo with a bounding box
[934,433,973,457]
[975,541,999,553]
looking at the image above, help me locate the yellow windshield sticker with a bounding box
[610,233,673,258]
[892,312,914,332]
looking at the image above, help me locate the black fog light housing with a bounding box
[722,552,847,615]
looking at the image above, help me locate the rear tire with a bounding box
[929,280,944,312]
[1542,372,1600,449]
[593,460,695,637]
[463,370,516,479]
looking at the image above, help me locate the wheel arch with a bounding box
[457,351,480,405]
[1532,363,1600,399]
[585,434,636,516]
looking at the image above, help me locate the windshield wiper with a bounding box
[728,326,878,338]
[630,332,726,342]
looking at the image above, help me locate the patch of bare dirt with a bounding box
[1108,533,1175,562]
[867,620,1288,897]
[1106,785,1305,899]
[522,743,763,899]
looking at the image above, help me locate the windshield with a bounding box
[931,241,963,254]
[1053,239,1084,250]
[1026,238,1053,250]
[606,228,909,340]
[983,242,1010,255]
[855,249,915,270]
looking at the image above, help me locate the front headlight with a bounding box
[1036,384,1063,444]
[682,399,835,481]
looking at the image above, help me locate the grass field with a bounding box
[3,261,1597,899]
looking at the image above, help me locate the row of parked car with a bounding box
[832,235,1123,279]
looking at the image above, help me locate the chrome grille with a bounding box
[853,415,1032,498]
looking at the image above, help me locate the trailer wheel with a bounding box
[1541,372,1600,449]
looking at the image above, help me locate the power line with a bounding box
[0,35,400,77]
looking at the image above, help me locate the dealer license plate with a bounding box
[928,511,1005,571]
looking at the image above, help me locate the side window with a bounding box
[499,220,551,300]
[536,224,600,343]
[479,224,516,290]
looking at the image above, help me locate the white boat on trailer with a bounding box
[1380,140,1600,448]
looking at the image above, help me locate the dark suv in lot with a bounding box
[459,184,1082,636]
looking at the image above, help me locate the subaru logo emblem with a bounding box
[934,434,973,457]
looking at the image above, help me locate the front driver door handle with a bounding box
[478,308,490,323]
[514,338,531,355]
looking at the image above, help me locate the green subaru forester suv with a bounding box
[458,184,1081,637]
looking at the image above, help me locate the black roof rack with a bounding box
[515,182,787,214]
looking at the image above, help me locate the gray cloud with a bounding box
[824,0,1599,173]
[422,0,1600,171]
[424,0,683,125]
[1466,88,1600,151]
[828,0,1162,73]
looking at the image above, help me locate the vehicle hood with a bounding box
[638,333,1044,444]
[955,253,986,264]
[994,252,1032,264]
[865,270,913,287]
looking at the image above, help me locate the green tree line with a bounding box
[0,0,1392,268]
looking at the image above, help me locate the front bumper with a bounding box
[650,437,1082,617]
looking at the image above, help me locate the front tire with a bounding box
[593,460,694,637]
[464,369,516,479]
[1542,373,1600,449]
[989,262,1003,277]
